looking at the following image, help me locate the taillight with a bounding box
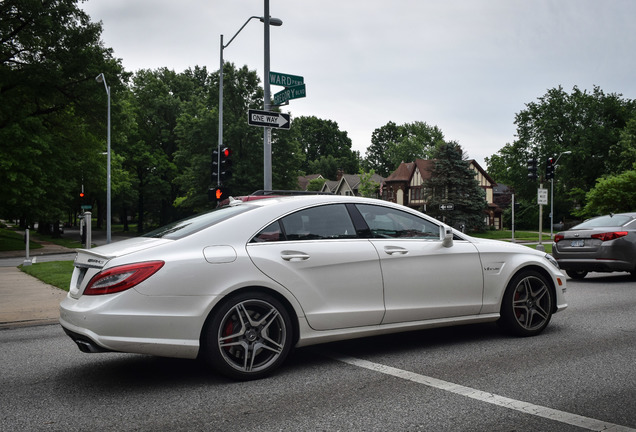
[591,231,628,242]
[84,261,165,295]
[554,234,564,243]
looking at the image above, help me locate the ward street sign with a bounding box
[273,84,306,106]
[269,71,304,87]
[248,109,290,129]
[439,203,454,211]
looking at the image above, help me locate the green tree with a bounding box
[364,121,443,177]
[358,168,380,198]
[364,121,400,177]
[425,142,485,231]
[578,166,636,217]
[290,116,359,178]
[0,0,124,229]
[306,177,326,191]
[307,155,339,180]
[173,63,268,212]
[271,124,305,190]
[123,68,184,231]
[487,86,636,225]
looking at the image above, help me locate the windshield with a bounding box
[573,214,633,229]
[142,205,253,240]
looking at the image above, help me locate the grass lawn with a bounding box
[20,261,74,291]
[0,227,43,252]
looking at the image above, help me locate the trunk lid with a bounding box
[69,237,171,298]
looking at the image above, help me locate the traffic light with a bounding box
[79,192,85,198]
[220,147,232,182]
[527,157,538,181]
[212,147,233,184]
[546,157,555,179]
[208,186,230,202]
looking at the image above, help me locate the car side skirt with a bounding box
[294,313,501,348]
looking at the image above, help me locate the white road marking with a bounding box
[329,353,635,432]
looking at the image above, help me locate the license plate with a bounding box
[570,239,585,247]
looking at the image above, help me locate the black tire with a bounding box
[202,291,292,380]
[566,270,588,279]
[499,270,554,337]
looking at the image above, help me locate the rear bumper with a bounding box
[555,258,634,273]
[59,289,219,359]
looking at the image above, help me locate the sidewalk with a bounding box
[0,266,67,329]
[0,229,129,329]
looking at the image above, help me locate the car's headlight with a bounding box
[544,253,559,269]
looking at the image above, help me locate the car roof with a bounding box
[230,194,391,208]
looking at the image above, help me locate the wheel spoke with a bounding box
[512,276,551,330]
[216,298,288,374]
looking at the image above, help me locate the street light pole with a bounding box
[95,73,111,244]
[550,150,572,239]
[217,11,282,189]
[263,0,272,191]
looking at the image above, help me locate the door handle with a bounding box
[383,246,408,255]
[281,251,310,261]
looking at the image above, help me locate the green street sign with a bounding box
[269,71,304,87]
[273,84,306,106]
[81,205,92,210]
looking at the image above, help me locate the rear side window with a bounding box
[143,205,252,240]
[251,204,357,242]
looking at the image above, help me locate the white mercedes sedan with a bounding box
[60,195,567,380]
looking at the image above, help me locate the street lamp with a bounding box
[217,11,282,189]
[550,150,572,239]
[95,73,112,244]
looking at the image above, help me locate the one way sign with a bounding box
[247,109,290,129]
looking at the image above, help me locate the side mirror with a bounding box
[442,227,453,248]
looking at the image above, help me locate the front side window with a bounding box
[251,204,357,242]
[355,204,440,239]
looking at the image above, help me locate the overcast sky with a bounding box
[80,0,636,169]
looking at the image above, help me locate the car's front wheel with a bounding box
[202,292,293,380]
[566,270,588,279]
[499,270,554,337]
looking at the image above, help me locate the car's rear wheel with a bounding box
[566,270,588,279]
[499,270,553,337]
[202,292,292,380]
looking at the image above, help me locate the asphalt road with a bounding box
[1,273,634,431]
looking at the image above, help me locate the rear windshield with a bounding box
[573,215,634,229]
[142,205,253,240]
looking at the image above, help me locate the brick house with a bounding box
[382,159,503,229]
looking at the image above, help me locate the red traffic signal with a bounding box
[546,157,555,179]
[80,192,85,198]
[222,147,232,158]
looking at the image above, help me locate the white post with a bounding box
[511,194,515,243]
[537,184,545,251]
[23,228,32,266]
[85,212,92,249]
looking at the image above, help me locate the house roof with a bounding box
[385,159,495,186]
[468,160,497,186]
[385,162,415,182]
[297,174,323,191]
[321,180,339,192]
[385,159,435,183]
